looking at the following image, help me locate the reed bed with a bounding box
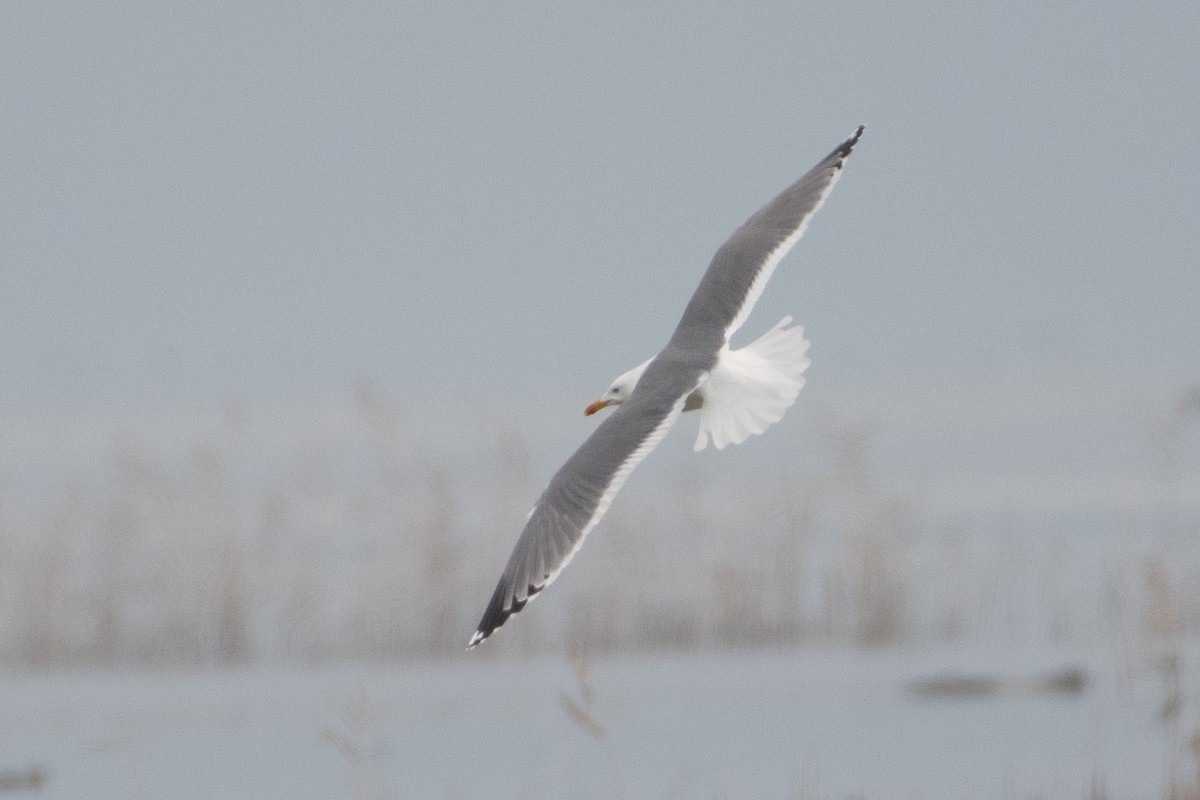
[0,382,1196,668]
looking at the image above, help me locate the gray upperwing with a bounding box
[468,357,702,648]
[670,126,863,354]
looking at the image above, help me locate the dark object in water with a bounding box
[0,765,46,792]
[908,665,1087,700]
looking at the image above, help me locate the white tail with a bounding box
[693,316,810,451]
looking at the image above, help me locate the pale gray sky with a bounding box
[3,2,1198,405]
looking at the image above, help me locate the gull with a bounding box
[468,126,864,648]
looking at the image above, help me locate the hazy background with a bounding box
[1,2,1199,796]
[3,0,1198,526]
[3,2,1197,405]
[2,0,1197,631]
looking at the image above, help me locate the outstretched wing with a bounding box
[670,126,863,354]
[468,127,864,648]
[468,361,700,648]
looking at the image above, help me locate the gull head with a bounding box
[584,358,652,416]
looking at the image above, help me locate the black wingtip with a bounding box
[836,125,865,160]
[466,612,505,649]
[466,582,542,650]
[467,594,513,650]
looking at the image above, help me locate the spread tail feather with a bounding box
[694,316,810,451]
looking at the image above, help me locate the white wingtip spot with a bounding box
[466,630,486,650]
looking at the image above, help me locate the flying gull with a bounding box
[468,126,864,648]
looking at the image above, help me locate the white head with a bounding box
[584,358,653,416]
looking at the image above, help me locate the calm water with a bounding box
[3,643,1192,799]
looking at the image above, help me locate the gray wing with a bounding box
[669,126,863,356]
[468,359,702,648]
[468,127,863,648]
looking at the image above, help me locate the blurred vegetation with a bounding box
[0,382,1197,668]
